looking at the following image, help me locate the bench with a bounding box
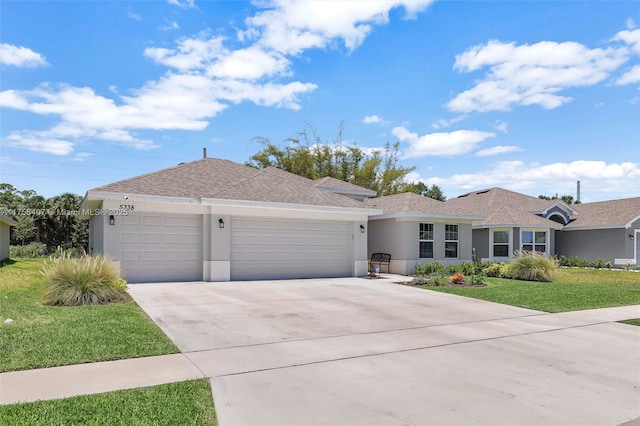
[369,253,391,274]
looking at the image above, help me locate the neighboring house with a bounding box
[556,197,640,265]
[447,187,640,266]
[0,215,18,260]
[446,188,571,261]
[364,192,485,275]
[81,158,379,283]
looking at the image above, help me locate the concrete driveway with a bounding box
[129,277,640,426]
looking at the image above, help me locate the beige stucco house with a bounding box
[0,215,18,260]
[81,158,380,282]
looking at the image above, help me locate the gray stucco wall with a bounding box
[555,228,627,264]
[369,219,474,275]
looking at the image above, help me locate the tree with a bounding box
[247,123,418,196]
[402,181,446,201]
[538,194,581,205]
[0,184,88,251]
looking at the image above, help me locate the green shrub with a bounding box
[41,254,129,306]
[10,242,48,258]
[507,251,557,282]
[431,276,447,286]
[482,262,509,278]
[415,261,445,275]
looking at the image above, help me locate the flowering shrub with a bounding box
[450,273,464,284]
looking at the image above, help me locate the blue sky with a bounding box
[1,0,638,203]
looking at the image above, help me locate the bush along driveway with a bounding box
[0,259,217,425]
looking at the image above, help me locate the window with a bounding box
[521,230,547,253]
[419,223,434,258]
[493,230,510,257]
[445,224,458,258]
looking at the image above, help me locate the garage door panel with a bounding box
[142,216,162,226]
[120,214,202,283]
[231,218,353,280]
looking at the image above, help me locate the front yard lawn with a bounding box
[0,379,217,425]
[0,259,179,372]
[422,268,640,313]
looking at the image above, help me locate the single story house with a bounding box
[81,158,380,283]
[447,188,640,266]
[364,192,485,275]
[446,188,568,261]
[0,214,18,260]
[555,197,640,266]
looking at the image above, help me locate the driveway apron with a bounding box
[129,277,640,426]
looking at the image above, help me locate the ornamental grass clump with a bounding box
[507,251,558,282]
[41,254,129,306]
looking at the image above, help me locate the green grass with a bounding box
[422,268,640,313]
[0,379,217,425]
[0,259,179,372]
[619,319,640,326]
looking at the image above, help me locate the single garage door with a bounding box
[231,218,353,280]
[120,213,202,283]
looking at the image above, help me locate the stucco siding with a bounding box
[556,228,627,264]
[0,223,10,260]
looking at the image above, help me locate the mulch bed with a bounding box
[395,280,487,288]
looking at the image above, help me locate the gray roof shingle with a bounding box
[313,177,377,196]
[446,187,564,227]
[364,192,482,218]
[88,158,365,209]
[565,197,640,228]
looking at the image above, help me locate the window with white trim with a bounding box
[521,230,547,253]
[493,230,510,257]
[419,223,434,258]
[445,224,458,258]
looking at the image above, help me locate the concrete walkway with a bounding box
[1,277,639,426]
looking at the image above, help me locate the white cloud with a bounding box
[1,2,434,156]
[0,43,47,67]
[447,39,628,113]
[432,115,466,129]
[159,19,180,31]
[392,126,496,158]
[627,18,637,30]
[616,64,640,85]
[475,145,522,157]
[128,11,141,21]
[167,0,195,9]
[244,0,434,55]
[72,152,93,161]
[363,114,390,125]
[493,121,508,133]
[145,36,226,71]
[418,160,640,200]
[5,133,74,156]
[612,28,640,54]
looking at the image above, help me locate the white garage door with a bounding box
[231,218,353,280]
[120,214,202,283]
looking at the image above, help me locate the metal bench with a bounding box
[369,253,391,274]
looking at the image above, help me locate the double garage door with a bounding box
[119,214,202,283]
[231,218,354,281]
[118,214,354,282]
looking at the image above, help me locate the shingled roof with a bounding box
[364,192,483,219]
[446,187,566,228]
[564,197,640,229]
[313,177,377,197]
[88,158,366,209]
